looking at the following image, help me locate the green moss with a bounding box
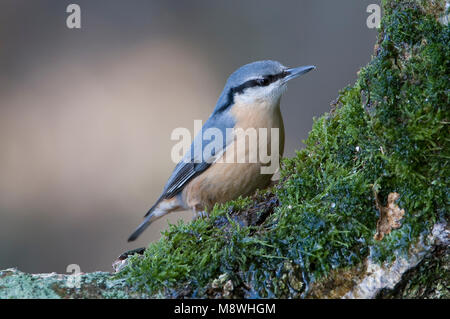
[120,0,449,298]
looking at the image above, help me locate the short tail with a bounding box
[128,215,153,242]
[128,197,165,242]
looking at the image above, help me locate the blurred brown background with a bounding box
[0,0,379,273]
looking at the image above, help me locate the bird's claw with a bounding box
[193,211,209,220]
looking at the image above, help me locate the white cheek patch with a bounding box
[235,82,286,105]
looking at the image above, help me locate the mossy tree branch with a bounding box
[1,0,448,299]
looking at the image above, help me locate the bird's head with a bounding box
[217,60,315,110]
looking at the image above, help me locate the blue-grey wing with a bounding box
[144,112,235,216]
[162,161,210,198]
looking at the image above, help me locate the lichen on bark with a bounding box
[0,268,146,299]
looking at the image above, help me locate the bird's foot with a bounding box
[193,211,209,220]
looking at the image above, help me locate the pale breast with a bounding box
[182,100,285,212]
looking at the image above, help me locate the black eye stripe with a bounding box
[264,71,289,84]
[215,70,290,113]
[231,70,289,95]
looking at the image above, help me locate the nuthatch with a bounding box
[128,60,315,241]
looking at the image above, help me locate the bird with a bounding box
[128,60,315,242]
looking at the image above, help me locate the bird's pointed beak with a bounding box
[283,65,316,83]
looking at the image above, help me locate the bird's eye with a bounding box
[257,78,270,86]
